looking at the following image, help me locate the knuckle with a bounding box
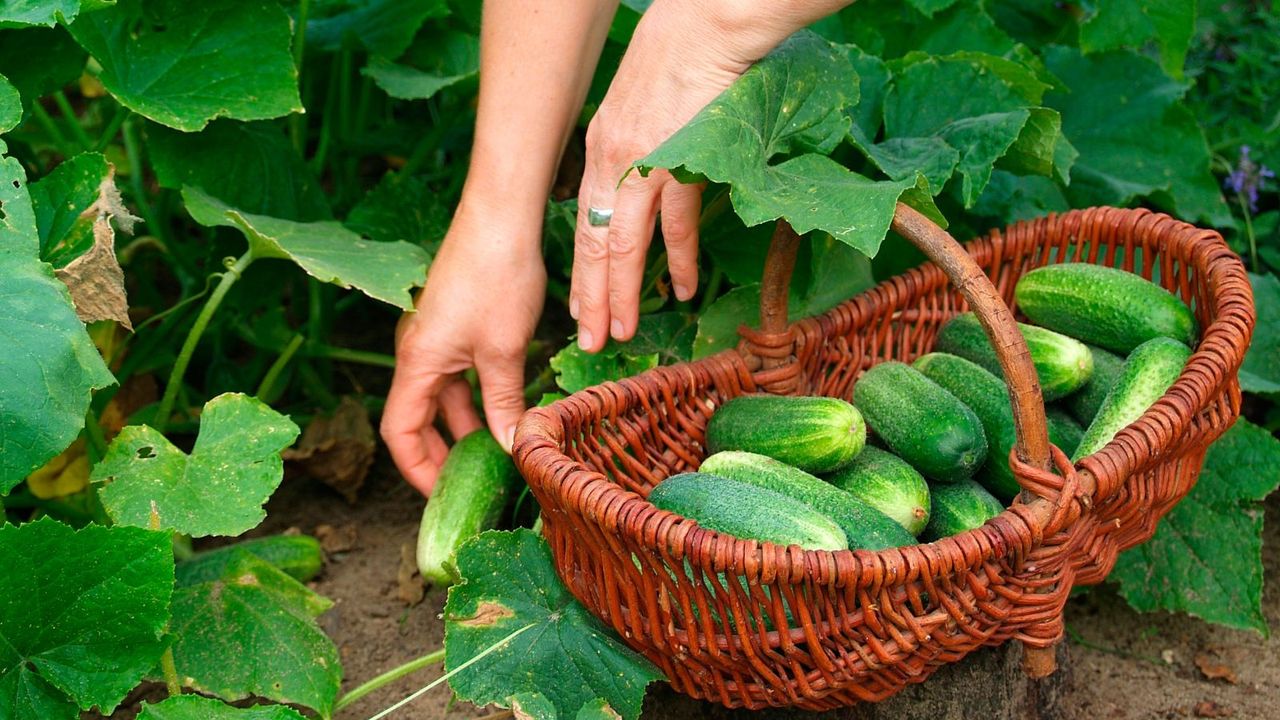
[662,215,697,245]
[576,231,610,262]
[608,227,642,257]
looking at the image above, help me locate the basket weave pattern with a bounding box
[513,207,1254,710]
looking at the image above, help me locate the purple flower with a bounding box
[1224,145,1276,213]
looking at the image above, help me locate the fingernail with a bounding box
[610,319,625,339]
[569,296,579,319]
[500,425,516,452]
[578,328,593,351]
[674,284,692,301]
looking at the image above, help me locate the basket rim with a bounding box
[513,206,1254,585]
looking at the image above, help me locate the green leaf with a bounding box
[907,0,962,17]
[1239,272,1280,393]
[183,187,430,309]
[307,0,449,58]
[149,121,331,222]
[1078,0,1195,78]
[840,0,1019,60]
[0,27,86,117]
[0,72,18,132]
[362,29,479,100]
[1110,419,1280,635]
[27,151,110,265]
[445,530,663,720]
[639,32,929,256]
[92,392,300,537]
[0,153,114,492]
[68,0,302,131]
[0,518,172,719]
[970,170,1069,224]
[139,695,307,720]
[0,0,85,26]
[550,343,657,394]
[1043,45,1230,226]
[168,550,341,717]
[693,284,762,359]
[345,172,449,252]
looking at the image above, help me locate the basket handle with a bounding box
[757,203,1053,479]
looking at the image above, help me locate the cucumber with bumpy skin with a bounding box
[1015,263,1197,353]
[706,395,866,474]
[648,472,848,551]
[853,361,988,482]
[1065,344,1126,425]
[823,447,930,537]
[417,429,522,586]
[180,534,324,584]
[1073,337,1191,460]
[700,451,915,549]
[923,481,1005,541]
[934,312,1093,401]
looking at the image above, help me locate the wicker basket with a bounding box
[513,204,1254,710]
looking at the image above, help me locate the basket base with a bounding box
[643,643,1071,719]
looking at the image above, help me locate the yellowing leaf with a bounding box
[27,438,90,499]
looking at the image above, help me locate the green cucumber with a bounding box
[1015,263,1198,353]
[706,395,866,473]
[417,429,523,586]
[823,447,930,537]
[700,451,915,549]
[179,534,324,585]
[1073,337,1191,460]
[648,472,848,551]
[853,362,988,482]
[934,312,1093,401]
[923,481,1005,542]
[914,353,1085,500]
[1065,344,1126,425]
[1046,407,1084,458]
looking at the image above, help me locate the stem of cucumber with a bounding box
[333,648,445,713]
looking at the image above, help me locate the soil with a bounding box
[133,462,1280,720]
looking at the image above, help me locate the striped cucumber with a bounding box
[853,361,988,482]
[648,472,848,551]
[1064,344,1126,425]
[700,451,915,549]
[823,446,930,537]
[934,312,1094,401]
[1015,263,1197,353]
[706,395,866,473]
[1073,337,1191,460]
[923,480,1006,541]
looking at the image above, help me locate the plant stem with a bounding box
[1236,190,1259,271]
[307,344,396,368]
[52,91,93,150]
[159,649,182,697]
[698,265,725,313]
[121,115,163,243]
[83,410,109,461]
[28,102,76,158]
[290,0,311,154]
[334,648,445,713]
[95,104,130,151]
[257,333,306,402]
[155,252,255,432]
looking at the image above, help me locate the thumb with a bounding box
[476,351,528,452]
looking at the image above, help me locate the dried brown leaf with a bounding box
[1193,700,1234,717]
[283,397,375,502]
[1194,653,1239,684]
[55,215,132,329]
[314,523,358,554]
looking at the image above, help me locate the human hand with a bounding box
[381,202,546,495]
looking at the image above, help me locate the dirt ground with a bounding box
[209,463,1280,720]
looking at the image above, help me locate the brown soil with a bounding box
[150,465,1280,720]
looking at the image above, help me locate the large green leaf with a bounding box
[363,28,479,100]
[0,27,85,120]
[445,530,663,720]
[168,551,341,718]
[68,0,302,131]
[0,0,100,26]
[0,519,172,719]
[0,153,114,492]
[92,393,300,537]
[1043,45,1230,226]
[840,0,1019,59]
[344,172,449,251]
[1109,419,1280,635]
[1078,0,1195,78]
[1239,272,1280,393]
[639,32,928,257]
[149,121,331,222]
[139,695,306,720]
[27,151,110,265]
[0,72,18,132]
[183,187,430,309]
[307,0,449,58]
[549,313,695,393]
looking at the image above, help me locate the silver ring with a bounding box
[587,206,614,227]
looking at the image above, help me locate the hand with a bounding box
[570,0,802,351]
[381,203,546,494]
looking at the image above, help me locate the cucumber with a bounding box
[1015,263,1198,353]
[914,352,1085,500]
[1064,344,1126,425]
[823,446,930,537]
[1073,337,1191,460]
[700,451,915,549]
[648,472,848,551]
[852,362,988,482]
[923,481,1005,542]
[179,534,324,585]
[1046,407,1084,458]
[417,429,523,586]
[706,395,866,473]
[934,312,1093,401]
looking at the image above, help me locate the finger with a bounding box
[606,174,660,341]
[476,349,528,452]
[573,150,615,353]
[438,376,483,443]
[381,366,449,494]
[660,179,704,302]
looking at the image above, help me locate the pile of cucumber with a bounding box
[649,263,1197,551]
